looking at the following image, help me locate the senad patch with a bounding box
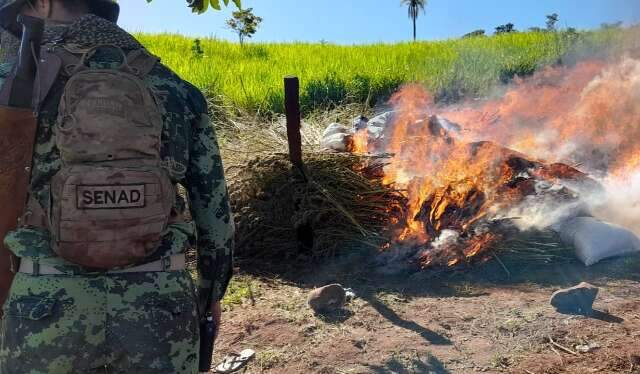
[77,184,146,209]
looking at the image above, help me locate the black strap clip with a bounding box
[9,255,20,273]
[32,260,40,276]
[161,256,172,271]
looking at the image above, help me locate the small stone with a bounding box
[301,324,318,336]
[353,339,367,349]
[550,282,599,315]
[308,284,347,313]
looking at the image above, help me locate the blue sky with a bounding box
[119,0,640,44]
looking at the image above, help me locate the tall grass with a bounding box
[136,28,627,115]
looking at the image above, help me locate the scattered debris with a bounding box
[550,282,599,315]
[214,349,256,373]
[575,342,600,353]
[548,336,579,356]
[308,284,347,312]
[344,287,357,301]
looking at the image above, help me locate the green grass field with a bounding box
[137,28,628,115]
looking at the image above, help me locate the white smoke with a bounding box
[591,171,640,235]
[431,229,460,249]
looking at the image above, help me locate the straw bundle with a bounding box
[227,150,406,259]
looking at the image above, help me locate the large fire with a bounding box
[354,54,640,267]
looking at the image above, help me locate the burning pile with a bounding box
[224,49,640,266]
[409,141,604,267]
[339,55,640,268]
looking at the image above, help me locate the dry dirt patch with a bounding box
[213,251,640,373]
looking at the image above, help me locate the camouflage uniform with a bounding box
[0,14,234,374]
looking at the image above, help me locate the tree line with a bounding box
[148,1,624,44]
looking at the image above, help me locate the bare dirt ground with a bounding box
[211,248,640,374]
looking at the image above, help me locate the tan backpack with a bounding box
[46,45,175,269]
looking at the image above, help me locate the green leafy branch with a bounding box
[145,0,242,13]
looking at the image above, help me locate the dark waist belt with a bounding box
[18,254,187,275]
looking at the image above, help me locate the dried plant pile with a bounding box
[227,150,406,259]
[496,230,577,265]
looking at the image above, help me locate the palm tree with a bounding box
[401,0,427,41]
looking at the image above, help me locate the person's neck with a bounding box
[47,12,88,24]
[42,3,90,24]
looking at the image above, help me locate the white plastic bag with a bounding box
[559,217,640,266]
[321,132,352,152]
[322,122,350,138]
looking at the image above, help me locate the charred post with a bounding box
[284,76,304,176]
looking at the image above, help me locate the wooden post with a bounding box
[284,77,312,248]
[284,76,303,172]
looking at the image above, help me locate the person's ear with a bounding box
[42,0,53,19]
[28,0,52,19]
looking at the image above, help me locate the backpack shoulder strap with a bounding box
[35,43,87,111]
[50,44,160,78]
[125,49,160,79]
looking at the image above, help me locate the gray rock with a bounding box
[550,282,599,315]
[308,284,347,312]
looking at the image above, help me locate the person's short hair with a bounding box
[58,0,89,10]
[26,0,89,11]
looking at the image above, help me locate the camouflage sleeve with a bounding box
[0,62,13,87]
[185,88,234,304]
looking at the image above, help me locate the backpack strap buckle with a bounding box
[161,256,172,271]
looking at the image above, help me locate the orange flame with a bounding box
[352,128,369,154]
[367,56,640,267]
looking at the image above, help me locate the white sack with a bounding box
[321,132,352,152]
[367,111,395,131]
[364,111,395,143]
[322,123,351,138]
[559,217,640,266]
[352,116,369,131]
